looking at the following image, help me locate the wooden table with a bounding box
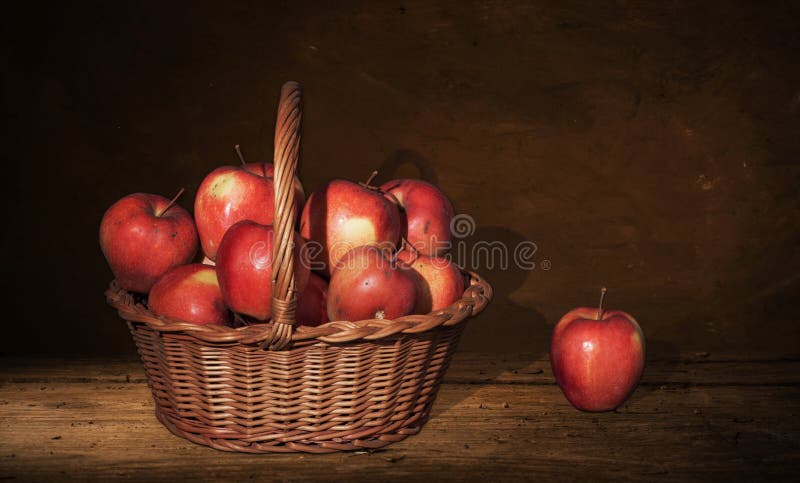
[1,353,798,481]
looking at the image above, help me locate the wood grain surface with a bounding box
[2,353,798,481]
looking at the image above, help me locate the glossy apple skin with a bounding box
[194,165,275,260]
[396,251,464,313]
[296,272,329,327]
[327,246,417,321]
[215,220,310,321]
[550,308,646,412]
[148,264,229,325]
[194,163,305,261]
[300,179,401,276]
[100,193,198,293]
[380,179,455,256]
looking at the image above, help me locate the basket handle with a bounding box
[264,81,302,350]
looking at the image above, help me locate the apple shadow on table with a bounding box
[621,337,682,409]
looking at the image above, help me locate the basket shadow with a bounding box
[339,151,547,424]
[430,225,549,418]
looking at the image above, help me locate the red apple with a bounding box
[327,245,417,321]
[300,178,402,276]
[99,191,198,293]
[550,288,646,412]
[215,220,310,321]
[194,164,273,261]
[194,161,304,261]
[148,264,229,325]
[296,272,329,327]
[396,249,464,313]
[380,179,455,256]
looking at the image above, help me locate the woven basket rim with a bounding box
[105,270,491,348]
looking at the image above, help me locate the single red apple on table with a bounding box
[194,149,305,261]
[550,288,645,412]
[327,245,417,321]
[215,220,310,321]
[300,175,402,275]
[148,264,229,325]
[99,190,198,293]
[380,179,455,256]
[396,248,464,313]
[296,272,329,327]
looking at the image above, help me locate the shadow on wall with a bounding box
[375,148,547,354]
[457,226,547,354]
[432,225,547,415]
[375,149,440,186]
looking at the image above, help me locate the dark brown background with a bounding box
[3,0,799,358]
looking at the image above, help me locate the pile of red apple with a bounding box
[100,151,465,328]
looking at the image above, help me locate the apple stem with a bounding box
[156,188,185,217]
[597,287,607,320]
[363,170,378,186]
[234,144,247,168]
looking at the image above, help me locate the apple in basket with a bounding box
[396,248,464,313]
[215,220,310,321]
[550,288,646,412]
[296,272,329,326]
[381,179,455,256]
[327,245,418,321]
[100,190,198,293]
[148,264,230,325]
[300,175,402,276]
[194,146,305,261]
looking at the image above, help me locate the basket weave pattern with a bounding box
[132,316,464,453]
[104,82,492,453]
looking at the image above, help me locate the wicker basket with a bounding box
[104,81,492,453]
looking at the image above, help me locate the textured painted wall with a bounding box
[4,1,799,356]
